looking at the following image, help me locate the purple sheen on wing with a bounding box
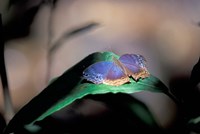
[82,53,150,86]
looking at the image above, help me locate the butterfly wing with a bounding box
[83,61,129,86]
[119,54,150,80]
[103,61,129,86]
[83,61,113,84]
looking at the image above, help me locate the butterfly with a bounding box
[82,54,150,86]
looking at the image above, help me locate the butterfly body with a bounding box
[83,54,149,86]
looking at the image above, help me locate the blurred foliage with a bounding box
[170,57,200,133]
[0,113,6,133]
[3,6,40,41]
[3,0,44,41]
[50,23,99,54]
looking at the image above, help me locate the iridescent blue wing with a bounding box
[103,61,130,86]
[119,54,150,80]
[83,61,129,86]
[83,61,113,84]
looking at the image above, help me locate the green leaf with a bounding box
[189,116,200,124]
[4,51,171,134]
[188,116,200,133]
[35,74,168,123]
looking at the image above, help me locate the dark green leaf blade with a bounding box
[3,51,117,134]
[34,74,169,125]
[189,116,200,124]
[190,57,200,87]
[188,116,200,133]
[4,51,170,134]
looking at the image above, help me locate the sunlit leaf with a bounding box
[4,52,171,134]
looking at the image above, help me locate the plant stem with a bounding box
[45,0,54,84]
[0,14,14,123]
